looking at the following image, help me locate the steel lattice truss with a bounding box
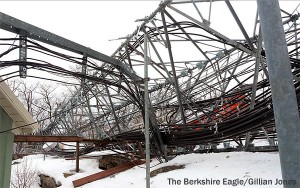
[0,0,300,157]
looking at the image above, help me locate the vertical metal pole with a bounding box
[191,0,206,23]
[76,141,79,173]
[83,94,102,139]
[250,28,262,110]
[225,0,255,51]
[252,10,259,37]
[257,1,300,187]
[245,28,263,148]
[105,85,121,133]
[161,10,186,124]
[295,24,299,59]
[81,54,87,89]
[144,32,151,188]
[208,0,212,23]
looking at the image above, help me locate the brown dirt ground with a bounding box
[150,164,185,177]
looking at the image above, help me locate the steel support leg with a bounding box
[105,85,121,133]
[161,10,186,124]
[144,33,151,188]
[225,0,255,51]
[257,1,300,187]
[246,28,263,148]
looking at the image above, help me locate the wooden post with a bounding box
[76,142,80,173]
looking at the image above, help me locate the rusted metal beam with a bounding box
[82,138,116,146]
[13,135,116,146]
[137,142,145,159]
[14,135,83,142]
[72,160,146,187]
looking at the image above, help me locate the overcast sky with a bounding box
[0,1,160,56]
[0,1,298,56]
[0,0,299,98]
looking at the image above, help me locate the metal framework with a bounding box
[0,1,300,160]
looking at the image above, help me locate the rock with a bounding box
[63,173,74,178]
[39,174,61,188]
[98,155,130,170]
[12,161,21,165]
[56,181,62,187]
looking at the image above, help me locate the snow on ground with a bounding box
[11,151,284,188]
[11,154,100,188]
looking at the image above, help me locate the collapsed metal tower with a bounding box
[0,1,299,158]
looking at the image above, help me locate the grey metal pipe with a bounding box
[144,32,151,188]
[257,1,300,187]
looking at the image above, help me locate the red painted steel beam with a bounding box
[72,160,146,187]
[14,135,114,146]
[14,135,83,142]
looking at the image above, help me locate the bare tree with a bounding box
[35,83,64,128]
[17,81,39,117]
[6,79,21,93]
[6,79,65,129]
[10,157,38,188]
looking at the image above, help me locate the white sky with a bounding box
[0,1,160,56]
[0,1,298,82]
[0,1,298,55]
